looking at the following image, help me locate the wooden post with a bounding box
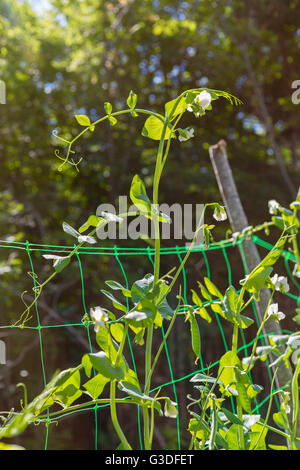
[209,140,292,392]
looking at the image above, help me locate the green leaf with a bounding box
[197,282,212,301]
[127,90,137,109]
[239,314,254,329]
[124,298,157,328]
[190,372,220,384]
[249,423,267,450]
[241,237,286,295]
[218,350,241,395]
[188,418,209,442]
[105,280,125,290]
[273,411,289,430]
[101,289,127,313]
[130,175,152,215]
[204,277,223,299]
[43,254,70,273]
[62,221,80,238]
[247,384,263,399]
[221,407,243,425]
[268,444,289,450]
[131,273,154,303]
[110,322,124,342]
[235,371,251,413]
[75,114,91,126]
[82,354,93,378]
[85,351,125,380]
[225,424,240,450]
[108,115,117,126]
[191,289,211,322]
[79,215,103,233]
[53,369,82,407]
[118,382,161,415]
[104,102,112,114]
[156,297,174,320]
[84,374,109,399]
[0,443,24,450]
[272,216,284,231]
[141,114,172,141]
[165,96,187,119]
[187,310,201,359]
[122,368,141,391]
[241,266,273,295]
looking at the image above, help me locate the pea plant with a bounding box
[0,88,299,451]
[186,195,300,450]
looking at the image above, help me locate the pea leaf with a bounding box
[165,96,187,120]
[204,277,223,299]
[130,175,152,215]
[85,351,125,380]
[75,114,91,126]
[127,90,137,109]
[84,374,109,399]
[141,114,172,141]
[43,254,70,273]
[187,310,201,359]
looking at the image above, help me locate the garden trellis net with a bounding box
[0,234,299,449]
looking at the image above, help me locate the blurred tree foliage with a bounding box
[0,0,299,449]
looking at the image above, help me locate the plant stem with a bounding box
[291,359,300,446]
[143,114,169,450]
[245,290,274,374]
[110,380,131,450]
[232,324,245,449]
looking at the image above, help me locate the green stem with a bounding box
[245,290,274,374]
[110,380,131,450]
[232,324,245,449]
[143,114,169,450]
[145,302,180,391]
[291,359,300,445]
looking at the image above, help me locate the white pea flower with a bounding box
[194,90,212,109]
[213,204,228,222]
[268,199,280,215]
[178,127,195,142]
[267,303,285,322]
[270,274,290,293]
[232,232,240,243]
[281,392,291,415]
[294,271,300,279]
[0,266,11,275]
[164,399,178,419]
[187,91,212,115]
[282,402,291,415]
[90,306,108,332]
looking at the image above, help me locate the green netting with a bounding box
[0,234,298,449]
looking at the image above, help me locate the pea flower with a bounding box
[270,274,290,293]
[164,399,178,418]
[194,90,212,109]
[178,127,195,142]
[187,90,212,114]
[213,204,228,222]
[268,199,280,215]
[90,306,108,332]
[281,391,291,415]
[267,303,285,322]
